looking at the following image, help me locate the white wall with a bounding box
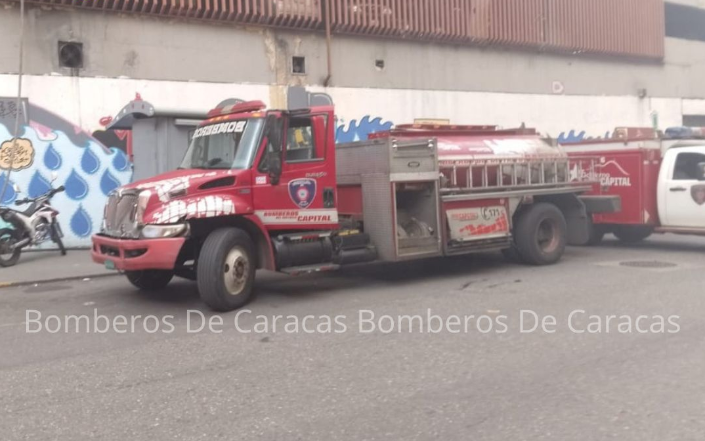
[0,75,272,134]
[2,74,704,142]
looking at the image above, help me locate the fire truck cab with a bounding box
[92,100,609,311]
[564,127,705,244]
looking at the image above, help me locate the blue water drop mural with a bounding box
[70,205,93,238]
[100,169,121,196]
[111,148,130,172]
[28,171,52,198]
[81,147,100,175]
[65,169,89,201]
[43,143,63,170]
[336,116,394,143]
[0,174,17,204]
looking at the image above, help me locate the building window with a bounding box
[58,42,84,69]
[292,56,306,75]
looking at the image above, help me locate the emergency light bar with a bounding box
[664,126,705,139]
[207,100,266,118]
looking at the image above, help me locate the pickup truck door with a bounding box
[659,146,705,228]
[252,112,338,230]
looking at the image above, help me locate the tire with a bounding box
[613,226,653,243]
[52,222,67,256]
[197,228,256,312]
[0,228,22,267]
[125,270,174,290]
[584,217,605,246]
[514,203,567,266]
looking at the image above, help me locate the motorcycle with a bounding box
[0,179,67,267]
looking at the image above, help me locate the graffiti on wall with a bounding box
[0,97,133,247]
[557,130,612,144]
[335,116,394,143]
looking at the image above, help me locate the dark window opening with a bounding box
[375,59,385,70]
[292,56,306,74]
[58,42,84,69]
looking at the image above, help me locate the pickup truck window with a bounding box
[673,152,705,180]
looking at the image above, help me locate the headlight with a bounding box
[135,190,152,225]
[140,223,188,239]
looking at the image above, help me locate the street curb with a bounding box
[0,272,120,289]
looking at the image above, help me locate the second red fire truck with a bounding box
[92,100,613,311]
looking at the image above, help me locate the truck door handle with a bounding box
[670,187,687,192]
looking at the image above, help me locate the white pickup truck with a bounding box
[564,126,705,244]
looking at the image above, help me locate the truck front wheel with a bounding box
[125,270,174,290]
[197,228,256,312]
[613,226,653,243]
[514,203,567,265]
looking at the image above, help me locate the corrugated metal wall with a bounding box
[18,0,665,59]
[327,0,664,59]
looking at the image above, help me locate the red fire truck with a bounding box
[91,100,611,311]
[564,127,705,244]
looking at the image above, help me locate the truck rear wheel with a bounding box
[514,203,567,265]
[613,226,653,243]
[125,270,174,290]
[197,228,256,312]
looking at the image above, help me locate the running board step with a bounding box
[280,263,340,276]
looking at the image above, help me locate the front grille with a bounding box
[103,191,139,238]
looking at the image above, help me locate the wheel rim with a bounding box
[223,247,249,296]
[537,219,559,253]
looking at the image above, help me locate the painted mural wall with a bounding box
[0,98,133,247]
[1,74,703,248]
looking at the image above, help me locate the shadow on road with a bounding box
[121,252,512,310]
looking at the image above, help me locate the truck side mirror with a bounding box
[264,115,284,185]
[698,162,705,181]
[268,154,282,185]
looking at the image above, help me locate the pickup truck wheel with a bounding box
[125,270,174,290]
[514,203,567,265]
[613,226,653,243]
[197,228,256,312]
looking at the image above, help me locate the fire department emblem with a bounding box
[692,185,705,206]
[288,178,316,209]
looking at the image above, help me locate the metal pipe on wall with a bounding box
[324,0,333,87]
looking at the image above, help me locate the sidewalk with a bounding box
[0,249,118,288]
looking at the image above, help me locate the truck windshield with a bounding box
[180,118,264,170]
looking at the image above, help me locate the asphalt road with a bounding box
[2,235,705,440]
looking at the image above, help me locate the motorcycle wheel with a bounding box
[51,222,67,256]
[0,228,22,267]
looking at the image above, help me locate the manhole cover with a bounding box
[620,261,677,268]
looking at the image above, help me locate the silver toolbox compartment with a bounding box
[389,139,437,176]
[336,137,442,262]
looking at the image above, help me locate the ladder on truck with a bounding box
[439,156,596,201]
